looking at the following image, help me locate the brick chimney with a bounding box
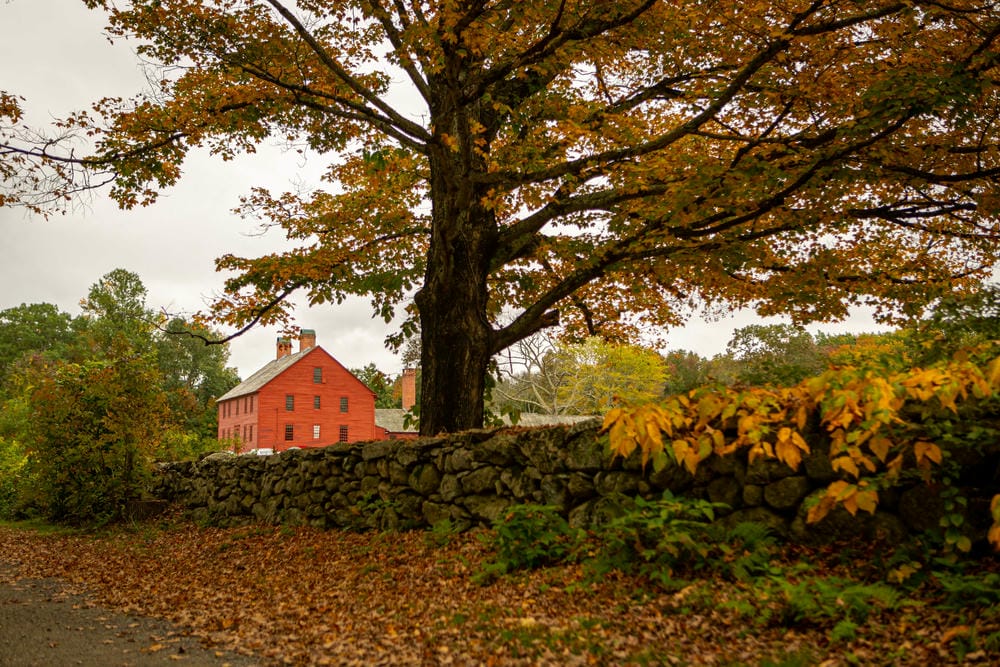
[299,329,316,352]
[401,367,417,412]
[276,336,293,359]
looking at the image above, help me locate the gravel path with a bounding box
[0,564,260,667]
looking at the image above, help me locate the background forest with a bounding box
[491,284,1000,417]
[0,268,240,523]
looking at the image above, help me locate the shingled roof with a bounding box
[216,347,313,402]
[374,408,417,434]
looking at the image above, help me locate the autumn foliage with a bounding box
[20,355,169,524]
[3,1,1000,433]
[603,351,1000,551]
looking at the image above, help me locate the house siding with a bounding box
[218,394,259,449]
[218,346,378,451]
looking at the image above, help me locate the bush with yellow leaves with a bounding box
[603,351,1000,552]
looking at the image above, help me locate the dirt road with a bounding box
[0,564,259,667]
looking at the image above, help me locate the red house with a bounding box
[217,330,381,451]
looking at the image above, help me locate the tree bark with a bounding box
[414,136,497,435]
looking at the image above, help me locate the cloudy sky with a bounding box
[0,0,888,380]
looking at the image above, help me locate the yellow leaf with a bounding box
[685,449,701,475]
[829,480,852,500]
[855,489,878,515]
[986,356,1000,388]
[747,442,766,465]
[843,493,859,516]
[652,407,676,438]
[602,407,623,431]
[791,431,810,454]
[608,421,636,460]
[672,439,690,467]
[775,438,802,471]
[439,133,459,152]
[807,496,834,524]
[808,482,848,523]
[936,386,959,413]
[710,428,725,450]
[831,455,859,478]
[869,436,892,462]
[795,405,808,430]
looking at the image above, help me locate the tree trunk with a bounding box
[415,285,493,435]
[414,143,496,435]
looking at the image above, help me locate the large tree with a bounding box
[79,268,156,354]
[3,1,1000,434]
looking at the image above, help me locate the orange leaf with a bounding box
[886,453,904,479]
[914,441,942,466]
[941,626,972,645]
[988,524,1000,551]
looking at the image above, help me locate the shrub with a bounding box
[603,352,1000,554]
[586,491,728,585]
[22,355,168,525]
[476,505,583,582]
[0,436,27,519]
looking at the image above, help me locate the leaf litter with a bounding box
[0,519,997,665]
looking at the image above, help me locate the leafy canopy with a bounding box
[3,1,1000,431]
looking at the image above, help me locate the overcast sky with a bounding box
[0,0,890,380]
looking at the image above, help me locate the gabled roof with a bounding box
[217,349,310,402]
[218,345,373,402]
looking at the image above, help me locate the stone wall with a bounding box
[150,421,998,544]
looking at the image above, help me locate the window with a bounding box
[284,424,294,441]
[313,425,320,439]
[313,395,321,409]
[339,425,349,442]
[313,367,323,384]
[285,394,295,411]
[248,424,254,443]
[340,396,348,413]
[235,400,240,416]
[249,395,254,412]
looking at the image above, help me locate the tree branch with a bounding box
[262,0,431,143]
